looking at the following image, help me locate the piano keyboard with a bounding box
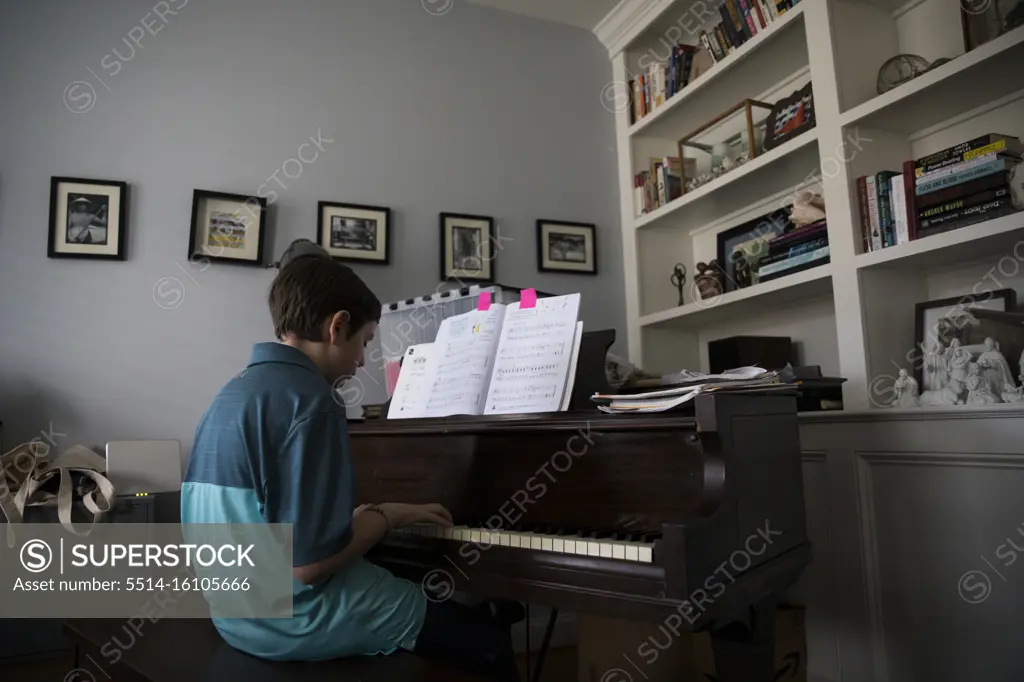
[394,524,655,563]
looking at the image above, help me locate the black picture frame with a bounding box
[316,201,391,265]
[188,189,268,266]
[439,212,495,283]
[763,82,815,152]
[536,220,597,275]
[48,176,129,261]
[716,209,793,292]
[914,288,1017,388]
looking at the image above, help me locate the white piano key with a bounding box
[498,533,511,546]
[510,534,522,548]
[530,536,543,550]
[553,538,564,553]
[470,530,481,543]
[454,527,471,542]
[639,545,653,563]
[599,543,613,558]
[541,537,553,551]
[612,543,626,560]
[587,542,600,557]
[442,527,454,540]
[625,544,639,561]
[575,541,589,556]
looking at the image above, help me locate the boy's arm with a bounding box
[294,503,452,585]
[266,410,452,586]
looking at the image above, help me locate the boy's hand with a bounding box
[378,503,453,530]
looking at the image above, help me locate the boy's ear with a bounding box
[327,310,352,343]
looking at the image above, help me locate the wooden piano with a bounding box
[350,392,811,682]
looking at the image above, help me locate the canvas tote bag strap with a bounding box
[57,467,117,537]
[1,442,51,547]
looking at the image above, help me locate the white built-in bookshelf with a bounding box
[598,0,1024,409]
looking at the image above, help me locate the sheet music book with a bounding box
[386,343,435,418]
[387,294,582,419]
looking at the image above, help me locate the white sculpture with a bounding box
[976,337,1015,393]
[893,369,921,407]
[922,337,948,391]
[965,362,1001,404]
[1001,382,1024,403]
[946,338,973,384]
[920,376,965,406]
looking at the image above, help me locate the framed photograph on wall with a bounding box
[440,212,495,283]
[914,288,1017,389]
[316,202,390,265]
[48,176,129,260]
[188,189,267,266]
[536,220,596,274]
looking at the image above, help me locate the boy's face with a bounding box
[326,314,377,384]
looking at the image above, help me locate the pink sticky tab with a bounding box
[477,292,491,311]
[521,288,537,309]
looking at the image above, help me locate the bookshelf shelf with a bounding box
[854,212,1024,271]
[633,129,819,230]
[640,263,832,328]
[838,25,1024,134]
[627,5,807,139]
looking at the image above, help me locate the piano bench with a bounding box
[62,618,491,682]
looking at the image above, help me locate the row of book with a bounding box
[628,0,802,125]
[757,218,829,282]
[700,0,802,66]
[858,133,1022,251]
[632,156,694,216]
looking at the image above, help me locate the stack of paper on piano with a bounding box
[387,293,584,418]
[591,371,790,414]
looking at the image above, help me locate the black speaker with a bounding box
[708,336,793,374]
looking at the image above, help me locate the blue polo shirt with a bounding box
[181,342,426,661]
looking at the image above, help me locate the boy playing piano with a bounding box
[181,241,521,681]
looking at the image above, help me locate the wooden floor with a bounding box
[2,648,578,682]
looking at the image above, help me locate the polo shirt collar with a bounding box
[248,342,322,375]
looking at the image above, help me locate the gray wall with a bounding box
[0,0,623,457]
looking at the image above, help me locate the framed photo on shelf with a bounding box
[48,176,129,260]
[317,202,390,265]
[440,212,495,283]
[764,82,815,151]
[914,288,1017,389]
[188,189,267,266]
[536,220,596,274]
[716,210,792,293]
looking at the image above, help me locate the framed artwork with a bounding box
[961,0,1021,51]
[914,288,1017,389]
[317,202,390,265]
[716,209,792,292]
[48,176,129,260]
[188,189,267,266]
[440,212,495,283]
[763,82,815,152]
[536,220,597,274]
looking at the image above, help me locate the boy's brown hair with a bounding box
[268,254,381,342]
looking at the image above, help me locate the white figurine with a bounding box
[946,338,973,384]
[976,337,1014,393]
[893,369,921,407]
[920,376,966,406]
[1001,382,1024,403]
[922,337,948,391]
[965,362,1001,404]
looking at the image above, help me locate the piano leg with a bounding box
[709,597,777,682]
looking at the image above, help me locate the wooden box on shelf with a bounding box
[676,99,774,196]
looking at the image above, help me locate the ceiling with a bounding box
[464,0,621,31]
